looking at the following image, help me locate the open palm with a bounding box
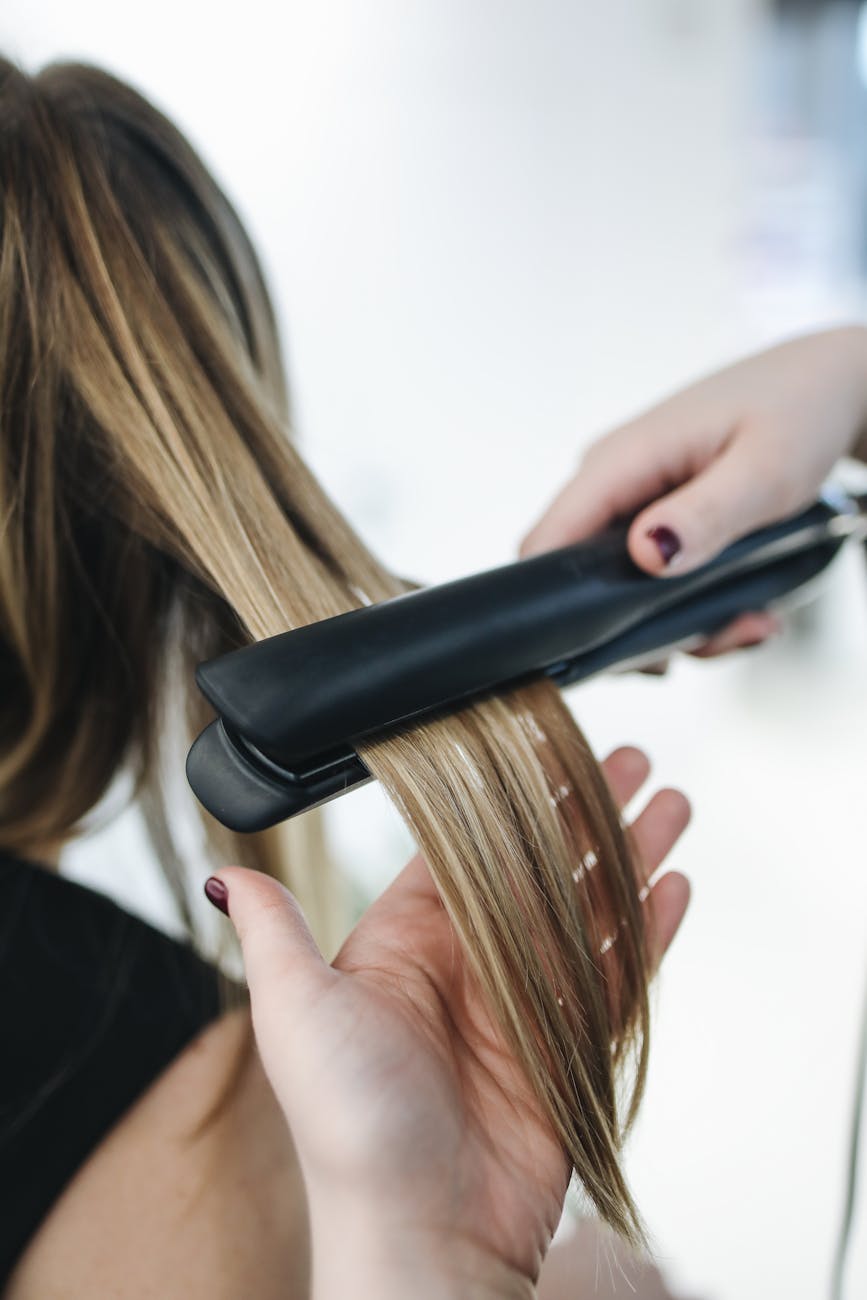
[218,747,690,1285]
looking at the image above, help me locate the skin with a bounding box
[214,746,691,1300]
[4,1020,307,1300]
[522,324,867,655]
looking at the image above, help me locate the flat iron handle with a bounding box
[194,494,855,770]
[551,531,842,685]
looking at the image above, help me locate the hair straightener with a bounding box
[186,487,867,834]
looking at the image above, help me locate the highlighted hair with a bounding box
[0,60,651,1243]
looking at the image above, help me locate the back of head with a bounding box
[0,58,653,1244]
[0,57,377,942]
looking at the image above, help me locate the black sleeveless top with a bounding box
[0,850,238,1285]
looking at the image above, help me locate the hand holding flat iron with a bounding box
[522,325,867,657]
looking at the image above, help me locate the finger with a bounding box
[627,424,801,576]
[522,410,712,559]
[628,787,691,887]
[599,869,690,1002]
[600,746,651,810]
[690,610,782,658]
[212,866,332,1008]
[522,441,665,559]
[520,471,616,558]
[592,787,689,978]
[644,870,691,974]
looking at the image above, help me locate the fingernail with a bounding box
[204,876,230,916]
[647,525,682,567]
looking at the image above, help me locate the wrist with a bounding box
[307,1188,535,1300]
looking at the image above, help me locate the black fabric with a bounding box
[0,850,237,1285]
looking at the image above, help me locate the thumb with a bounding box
[627,429,791,575]
[207,866,332,1014]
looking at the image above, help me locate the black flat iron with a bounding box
[186,487,867,833]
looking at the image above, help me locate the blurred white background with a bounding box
[4,1,867,1296]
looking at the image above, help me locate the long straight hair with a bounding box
[0,59,652,1243]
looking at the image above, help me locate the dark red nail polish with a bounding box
[204,876,230,916]
[647,525,682,566]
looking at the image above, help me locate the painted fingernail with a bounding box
[647,525,682,566]
[204,876,230,916]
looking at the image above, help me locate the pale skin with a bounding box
[6,748,688,1300]
[523,324,867,655]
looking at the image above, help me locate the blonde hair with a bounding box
[0,60,652,1243]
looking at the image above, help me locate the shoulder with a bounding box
[5,1008,308,1300]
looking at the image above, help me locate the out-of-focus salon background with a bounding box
[5,1,867,1296]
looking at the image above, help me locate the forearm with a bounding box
[308,1194,535,1300]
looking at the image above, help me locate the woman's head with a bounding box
[0,58,653,1243]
